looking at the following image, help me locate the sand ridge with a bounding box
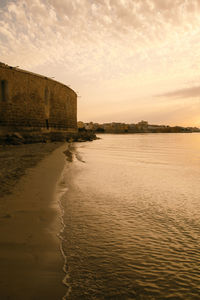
[0,142,68,299]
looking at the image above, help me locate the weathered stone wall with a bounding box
[0,63,77,137]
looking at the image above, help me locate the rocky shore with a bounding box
[0,130,98,145]
[0,129,98,197]
[66,130,99,142]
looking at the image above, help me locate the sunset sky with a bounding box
[0,0,200,126]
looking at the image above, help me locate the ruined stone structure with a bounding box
[0,62,77,142]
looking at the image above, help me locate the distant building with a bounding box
[137,120,148,131]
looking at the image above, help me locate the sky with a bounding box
[0,0,200,126]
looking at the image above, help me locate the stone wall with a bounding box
[0,62,77,139]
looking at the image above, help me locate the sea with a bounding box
[57,133,200,299]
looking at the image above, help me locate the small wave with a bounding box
[74,152,85,163]
[55,163,72,300]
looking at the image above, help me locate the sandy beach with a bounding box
[0,142,68,299]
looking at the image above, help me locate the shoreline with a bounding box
[0,142,64,198]
[0,143,68,299]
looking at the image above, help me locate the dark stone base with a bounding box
[0,130,98,145]
[66,130,98,142]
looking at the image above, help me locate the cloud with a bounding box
[1,0,200,69]
[1,0,200,125]
[156,86,200,99]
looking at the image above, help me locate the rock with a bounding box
[13,132,24,140]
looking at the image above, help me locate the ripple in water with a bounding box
[59,133,200,299]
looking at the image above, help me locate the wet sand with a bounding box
[0,142,68,299]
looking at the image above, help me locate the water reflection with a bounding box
[60,133,200,299]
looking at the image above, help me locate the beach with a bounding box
[0,142,67,299]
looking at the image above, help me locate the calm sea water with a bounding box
[58,133,200,299]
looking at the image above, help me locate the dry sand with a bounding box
[0,142,68,299]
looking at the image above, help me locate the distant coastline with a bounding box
[78,121,200,133]
[78,120,200,134]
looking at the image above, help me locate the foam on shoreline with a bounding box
[56,164,71,300]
